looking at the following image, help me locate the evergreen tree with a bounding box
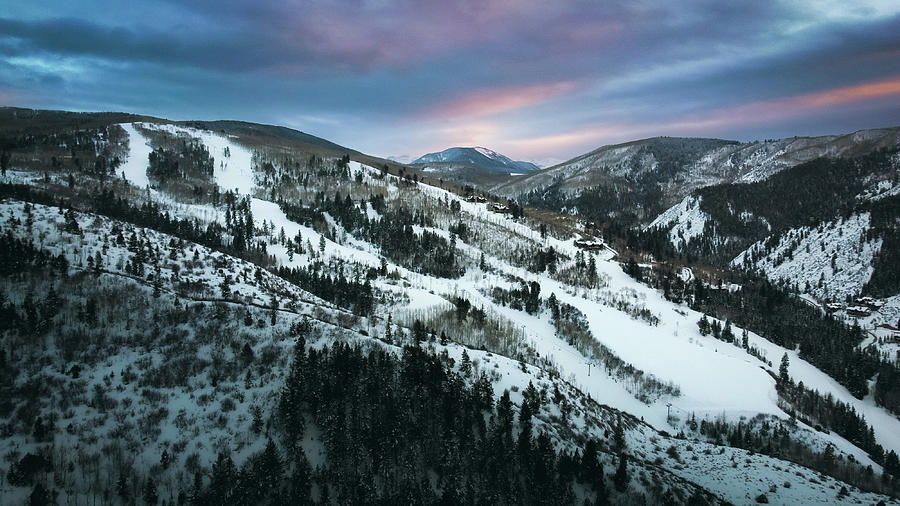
[581,439,605,495]
[697,315,711,336]
[208,451,237,503]
[722,320,735,343]
[117,472,130,501]
[143,477,159,505]
[29,483,50,506]
[0,151,9,177]
[613,453,629,492]
[779,353,791,386]
[613,413,626,453]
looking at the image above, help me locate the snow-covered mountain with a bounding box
[1,107,899,504]
[647,145,900,303]
[495,128,900,225]
[414,146,540,173]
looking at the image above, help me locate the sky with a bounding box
[2,0,900,165]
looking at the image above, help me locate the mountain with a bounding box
[493,128,900,225]
[1,107,899,504]
[387,154,414,164]
[648,147,900,302]
[414,146,540,173]
[410,146,539,187]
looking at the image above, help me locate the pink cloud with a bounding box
[0,88,24,106]
[424,81,579,120]
[671,76,900,132]
[506,76,900,158]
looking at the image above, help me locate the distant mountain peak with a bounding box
[413,146,540,173]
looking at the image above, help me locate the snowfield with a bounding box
[118,123,153,189]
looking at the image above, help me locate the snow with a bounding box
[8,121,900,504]
[732,212,882,300]
[140,123,257,195]
[647,196,709,250]
[474,146,502,159]
[118,123,153,188]
[86,122,900,461]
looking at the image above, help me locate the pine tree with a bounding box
[613,413,626,453]
[117,472,130,501]
[143,477,159,505]
[209,451,237,503]
[460,349,472,377]
[517,398,534,458]
[885,450,900,477]
[0,150,9,177]
[29,483,50,506]
[722,320,735,343]
[613,453,629,492]
[259,439,283,492]
[152,263,162,298]
[385,314,393,344]
[548,293,560,323]
[697,315,711,336]
[779,353,791,386]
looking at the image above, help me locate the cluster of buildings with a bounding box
[827,296,886,317]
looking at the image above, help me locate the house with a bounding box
[825,302,843,313]
[875,324,900,342]
[846,305,871,317]
[855,296,885,310]
[575,238,606,250]
[490,203,509,213]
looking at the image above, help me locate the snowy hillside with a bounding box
[732,213,883,300]
[647,196,711,251]
[93,123,900,453]
[493,128,900,225]
[2,113,899,504]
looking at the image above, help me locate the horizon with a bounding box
[2,1,899,163]
[3,103,900,167]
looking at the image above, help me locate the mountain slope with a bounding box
[414,146,540,173]
[410,146,540,187]
[497,129,900,225]
[648,147,900,300]
[1,109,899,503]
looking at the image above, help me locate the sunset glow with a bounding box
[1,1,898,161]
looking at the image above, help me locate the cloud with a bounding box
[423,81,580,120]
[1,1,899,161]
[667,75,900,132]
[504,75,900,158]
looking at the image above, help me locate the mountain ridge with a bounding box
[413,146,540,173]
[494,126,900,226]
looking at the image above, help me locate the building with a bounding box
[825,302,843,313]
[855,296,885,310]
[846,305,871,317]
[875,324,900,342]
[575,238,606,250]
